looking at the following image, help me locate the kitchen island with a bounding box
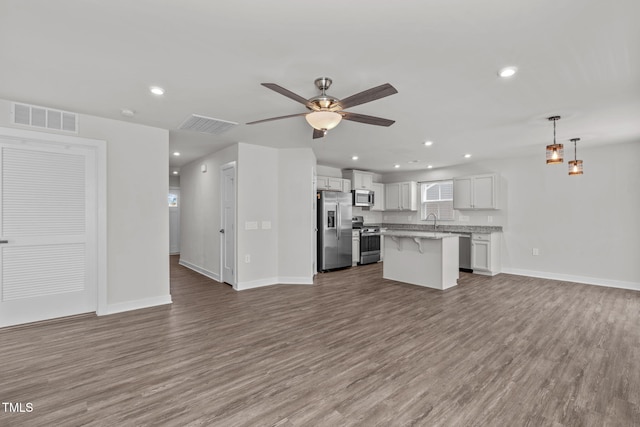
[382,231,459,290]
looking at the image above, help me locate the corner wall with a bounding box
[178,144,238,280]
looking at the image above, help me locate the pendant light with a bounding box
[568,138,583,175]
[546,116,564,164]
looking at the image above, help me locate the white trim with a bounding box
[104,295,173,315]
[236,276,314,291]
[236,277,280,291]
[179,259,221,282]
[0,126,108,317]
[501,268,640,292]
[278,276,314,285]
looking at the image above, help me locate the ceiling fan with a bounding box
[247,77,398,139]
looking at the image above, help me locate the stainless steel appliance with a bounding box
[352,189,375,207]
[352,216,381,265]
[317,191,352,271]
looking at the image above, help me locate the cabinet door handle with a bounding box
[0,240,8,244]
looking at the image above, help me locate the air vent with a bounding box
[178,114,237,135]
[11,102,78,133]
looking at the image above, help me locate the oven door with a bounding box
[359,232,381,264]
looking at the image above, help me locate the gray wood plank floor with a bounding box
[1,256,639,426]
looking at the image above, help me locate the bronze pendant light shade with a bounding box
[546,116,564,164]
[568,138,583,175]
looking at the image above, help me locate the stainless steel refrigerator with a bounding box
[317,191,352,271]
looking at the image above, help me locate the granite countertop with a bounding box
[381,230,459,240]
[376,223,503,233]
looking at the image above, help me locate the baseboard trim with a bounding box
[501,268,640,292]
[104,294,173,315]
[179,259,221,282]
[236,276,314,291]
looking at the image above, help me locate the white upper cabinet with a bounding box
[317,175,351,192]
[453,174,498,210]
[371,182,385,211]
[385,181,417,211]
[344,170,374,190]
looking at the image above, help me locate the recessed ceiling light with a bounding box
[150,86,165,96]
[498,66,518,78]
[464,154,472,158]
[173,152,181,156]
[394,164,400,168]
[427,165,433,169]
[352,155,359,160]
[424,141,433,146]
[172,171,178,175]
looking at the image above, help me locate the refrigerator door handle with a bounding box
[336,206,340,240]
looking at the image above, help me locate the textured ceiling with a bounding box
[1,0,639,174]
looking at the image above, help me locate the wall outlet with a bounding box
[487,215,493,223]
[459,215,469,222]
[261,220,271,230]
[532,248,539,256]
[245,221,258,230]
[245,254,251,263]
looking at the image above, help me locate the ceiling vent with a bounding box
[178,114,237,135]
[11,102,78,133]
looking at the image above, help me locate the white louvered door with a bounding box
[0,140,97,327]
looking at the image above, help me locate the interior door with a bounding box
[220,163,236,286]
[169,188,180,254]
[0,140,97,327]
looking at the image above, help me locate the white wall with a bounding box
[236,143,279,287]
[179,144,238,280]
[380,141,640,289]
[278,148,316,282]
[0,98,171,311]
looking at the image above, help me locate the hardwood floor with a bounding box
[1,257,639,426]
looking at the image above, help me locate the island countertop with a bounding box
[381,230,460,240]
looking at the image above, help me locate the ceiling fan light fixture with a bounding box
[305,111,342,131]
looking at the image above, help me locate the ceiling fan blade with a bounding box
[261,83,313,108]
[313,128,326,139]
[341,112,395,127]
[246,112,307,125]
[338,83,398,109]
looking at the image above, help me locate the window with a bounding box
[420,180,454,220]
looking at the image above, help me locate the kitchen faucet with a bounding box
[426,212,437,232]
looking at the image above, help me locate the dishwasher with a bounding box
[458,233,472,272]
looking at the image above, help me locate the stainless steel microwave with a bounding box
[352,189,375,207]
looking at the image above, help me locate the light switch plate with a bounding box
[245,221,258,230]
[261,221,271,230]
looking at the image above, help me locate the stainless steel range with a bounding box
[352,216,381,265]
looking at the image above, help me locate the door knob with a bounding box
[219,229,225,233]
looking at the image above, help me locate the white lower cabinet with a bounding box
[352,230,360,266]
[471,233,500,276]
